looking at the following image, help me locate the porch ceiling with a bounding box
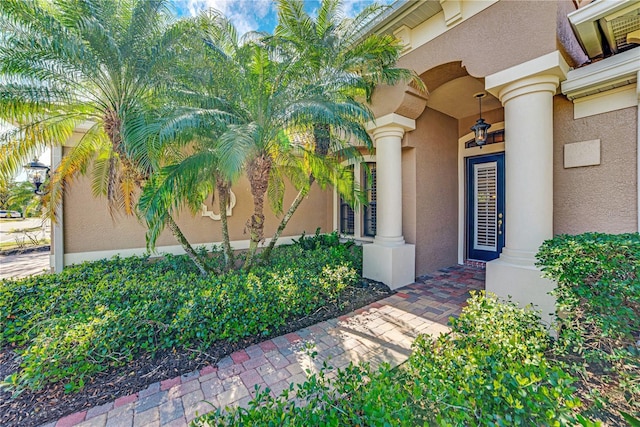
[426,76,502,119]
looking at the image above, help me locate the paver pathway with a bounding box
[41,265,485,427]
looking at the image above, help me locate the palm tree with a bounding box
[261,0,425,260]
[0,0,210,275]
[194,11,376,269]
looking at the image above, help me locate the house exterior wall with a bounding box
[553,97,638,234]
[401,0,558,78]
[458,109,504,140]
[405,107,459,276]
[371,1,560,119]
[62,162,332,256]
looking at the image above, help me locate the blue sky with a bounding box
[172,0,393,35]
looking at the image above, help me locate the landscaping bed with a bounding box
[193,232,639,427]
[0,241,392,427]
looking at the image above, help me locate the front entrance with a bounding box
[467,153,505,261]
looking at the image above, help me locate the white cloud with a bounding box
[179,0,276,35]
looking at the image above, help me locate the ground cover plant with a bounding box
[194,292,581,426]
[537,232,640,425]
[0,238,392,427]
[195,232,639,427]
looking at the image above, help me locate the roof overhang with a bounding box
[568,0,640,58]
[561,46,640,100]
[364,0,443,37]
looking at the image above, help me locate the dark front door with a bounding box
[467,153,505,261]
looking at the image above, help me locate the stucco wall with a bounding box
[402,147,417,244]
[63,168,332,254]
[371,1,559,118]
[556,0,589,68]
[553,97,638,234]
[458,108,504,139]
[406,108,459,276]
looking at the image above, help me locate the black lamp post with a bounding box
[24,158,50,195]
[470,92,491,147]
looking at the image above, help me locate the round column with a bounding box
[371,126,405,246]
[499,75,559,264]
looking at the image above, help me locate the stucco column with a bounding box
[499,75,558,263]
[485,51,569,324]
[372,126,405,246]
[363,113,415,289]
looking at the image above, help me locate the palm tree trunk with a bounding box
[216,177,234,270]
[166,215,209,276]
[244,154,272,270]
[262,178,313,262]
[263,123,330,261]
[103,112,210,275]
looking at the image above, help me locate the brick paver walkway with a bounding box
[40,265,484,427]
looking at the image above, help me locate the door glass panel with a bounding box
[474,162,497,251]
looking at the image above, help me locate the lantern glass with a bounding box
[24,158,50,195]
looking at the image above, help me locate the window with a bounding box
[363,163,376,237]
[339,166,355,235]
[337,160,377,239]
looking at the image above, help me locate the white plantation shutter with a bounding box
[474,162,497,251]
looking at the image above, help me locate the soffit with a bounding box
[365,0,442,35]
[569,0,640,58]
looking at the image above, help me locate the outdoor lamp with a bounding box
[471,92,491,147]
[24,158,50,195]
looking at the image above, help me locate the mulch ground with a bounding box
[0,280,393,427]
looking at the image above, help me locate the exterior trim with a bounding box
[52,146,64,273]
[573,84,637,118]
[457,122,505,265]
[58,235,302,266]
[368,113,416,133]
[398,1,498,56]
[568,0,640,58]
[561,47,640,100]
[486,51,569,99]
[333,155,376,242]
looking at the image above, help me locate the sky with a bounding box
[171,0,394,35]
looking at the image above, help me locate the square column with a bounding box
[363,114,416,289]
[485,51,569,324]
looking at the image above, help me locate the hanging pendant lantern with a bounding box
[471,92,491,147]
[24,158,50,195]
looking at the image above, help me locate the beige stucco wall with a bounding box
[458,108,504,139]
[371,1,560,118]
[556,0,589,68]
[405,108,459,276]
[402,147,416,245]
[63,168,332,254]
[553,97,638,234]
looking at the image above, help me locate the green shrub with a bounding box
[195,292,581,427]
[408,292,580,426]
[536,233,639,354]
[293,228,345,251]
[0,243,360,393]
[194,361,416,427]
[536,233,640,421]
